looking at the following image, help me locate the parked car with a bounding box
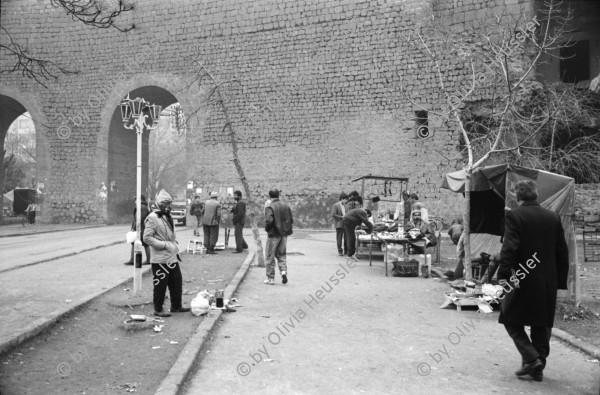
[171,201,187,226]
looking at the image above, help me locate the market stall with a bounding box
[441,163,580,303]
[351,175,435,276]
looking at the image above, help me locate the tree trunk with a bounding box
[0,147,11,225]
[217,90,266,267]
[463,170,472,281]
[0,150,5,225]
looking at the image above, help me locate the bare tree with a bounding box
[1,0,133,87]
[4,130,36,165]
[399,1,585,288]
[147,114,188,200]
[184,59,266,267]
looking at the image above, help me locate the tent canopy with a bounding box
[441,164,575,217]
[3,189,14,202]
[442,164,576,257]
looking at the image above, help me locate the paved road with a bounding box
[0,225,128,273]
[182,231,600,395]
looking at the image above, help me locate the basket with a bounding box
[392,259,419,277]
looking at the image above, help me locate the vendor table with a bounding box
[356,231,410,276]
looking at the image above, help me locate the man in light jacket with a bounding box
[331,192,349,256]
[144,189,190,317]
[202,191,222,254]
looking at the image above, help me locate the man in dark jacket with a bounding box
[190,196,204,236]
[231,190,248,253]
[498,180,569,382]
[342,207,373,258]
[264,189,294,285]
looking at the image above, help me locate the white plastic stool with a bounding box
[187,239,204,254]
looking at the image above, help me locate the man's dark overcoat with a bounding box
[497,200,569,327]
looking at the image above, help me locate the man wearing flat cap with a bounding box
[203,191,222,254]
[143,189,190,317]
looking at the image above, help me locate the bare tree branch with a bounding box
[0,26,78,88]
[49,0,134,32]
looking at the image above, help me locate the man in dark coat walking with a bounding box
[497,180,569,382]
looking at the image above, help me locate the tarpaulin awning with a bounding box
[442,163,579,300]
[3,190,14,202]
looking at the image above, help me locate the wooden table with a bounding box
[356,232,410,276]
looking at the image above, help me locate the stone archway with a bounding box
[104,86,180,224]
[0,90,49,222]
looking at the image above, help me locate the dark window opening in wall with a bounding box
[415,110,430,139]
[560,40,590,83]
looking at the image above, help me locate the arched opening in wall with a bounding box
[148,103,188,202]
[106,86,181,224]
[0,96,40,222]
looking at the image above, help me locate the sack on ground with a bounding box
[191,292,211,316]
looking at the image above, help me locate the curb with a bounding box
[552,327,600,359]
[154,250,256,395]
[0,265,153,356]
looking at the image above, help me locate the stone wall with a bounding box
[574,184,600,232]
[0,0,535,227]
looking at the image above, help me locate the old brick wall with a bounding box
[575,184,600,232]
[1,0,534,227]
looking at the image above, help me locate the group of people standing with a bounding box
[189,191,249,254]
[139,187,293,317]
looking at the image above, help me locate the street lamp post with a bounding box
[120,95,162,295]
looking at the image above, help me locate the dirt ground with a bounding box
[0,250,245,395]
[433,236,600,349]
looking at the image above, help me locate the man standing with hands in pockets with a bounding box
[144,189,190,317]
[331,192,349,256]
[231,190,248,253]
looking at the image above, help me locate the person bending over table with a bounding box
[342,208,373,258]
